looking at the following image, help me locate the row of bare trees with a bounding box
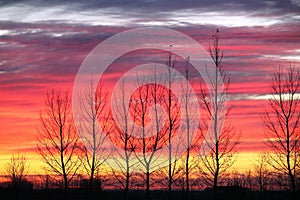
[30,29,299,195]
[33,30,239,197]
[3,152,298,192]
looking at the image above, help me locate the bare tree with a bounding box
[109,78,137,196]
[263,66,300,192]
[253,153,270,191]
[180,56,200,194]
[77,81,111,190]
[183,57,192,194]
[5,154,29,189]
[198,29,240,190]
[164,47,181,198]
[37,89,81,192]
[133,68,168,196]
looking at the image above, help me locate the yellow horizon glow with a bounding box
[0,152,273,176]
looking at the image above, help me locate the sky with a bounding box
[0,0,300,174]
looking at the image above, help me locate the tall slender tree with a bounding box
[198,29,239,190]
[133,67,168,196]
[263,66,300,192]
[165,47,181,199]
[181,56,199,194]
[109,78,137,196]
[77,81,111,190]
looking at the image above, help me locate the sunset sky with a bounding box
[0,0,300,175]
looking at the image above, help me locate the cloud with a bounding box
[0,0,299,27]
[2,0,300,13]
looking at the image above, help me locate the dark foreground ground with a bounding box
[0,189,299,200]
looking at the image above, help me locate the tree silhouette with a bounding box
[253,153,270,191]
[181,56,200,194]
[109,77,137,196]
[5,154,29,189]
[263,66,300,192]
[37,89,81,192]
[133,68,168,196]
[198,29,240,191]
[164,48,181,199]
[77,81,111,190]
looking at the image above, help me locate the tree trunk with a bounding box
[185,148,190,194]
[290,174,296,192]
[168,141,172,200]
[213,141,219,192]
[125,169,129,196]
[63,174,68,200]
[259,173,263,191]
[146,170,150,197]
[89,169,94,190]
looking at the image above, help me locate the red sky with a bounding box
[0,0,300,174]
